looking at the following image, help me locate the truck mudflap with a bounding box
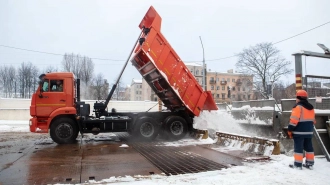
[132,6,217,117]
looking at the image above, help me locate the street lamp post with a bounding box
[199,36,206,90]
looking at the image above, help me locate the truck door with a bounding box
[36,79,67,117]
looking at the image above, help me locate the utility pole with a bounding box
[199,36,206,90]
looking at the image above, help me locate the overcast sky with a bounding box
[1,0,329,86]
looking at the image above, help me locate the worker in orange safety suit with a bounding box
[288,90,316,170]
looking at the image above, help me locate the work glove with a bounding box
[287,131,293,139]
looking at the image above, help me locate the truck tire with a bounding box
[50,117,78,144]
[133,117,159,141]
[164,116,188,140]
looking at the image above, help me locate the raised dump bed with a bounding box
[131,6,217,117]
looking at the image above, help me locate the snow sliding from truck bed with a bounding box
[193,109,269,136]
[193,110,245,133]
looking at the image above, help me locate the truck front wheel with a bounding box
[50,117,78,144]
[164,116,188,140]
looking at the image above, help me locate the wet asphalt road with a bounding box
[0,132,245,185]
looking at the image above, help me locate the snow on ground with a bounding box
[1,109,330,185]
[72,155,330,185]
[0,120,29,132]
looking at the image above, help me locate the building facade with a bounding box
[127,78,157,101]
[185,62,205,87]
[130,79,142,101]
[206,69,254,103]
[127,66,253,103]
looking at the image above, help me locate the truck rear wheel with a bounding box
[164,116,188,140]
[50,117,78,144]
[133,117,159,141]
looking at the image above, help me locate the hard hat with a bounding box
[296,90,308,98]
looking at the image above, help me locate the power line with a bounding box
[204,20,330,62]
[272,21,330,45]
[0,44,125,61]
[1,20,329,62]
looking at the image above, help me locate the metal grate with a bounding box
[131,142,227,175]
[305,75,330,97]
[305,75,330,109]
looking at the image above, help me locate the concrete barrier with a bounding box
[0,98,166,120]
[231,100,275,125]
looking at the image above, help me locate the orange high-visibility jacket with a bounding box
[288,102,316,138]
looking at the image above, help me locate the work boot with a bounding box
[289,164,302,170]
[303,164,313,170]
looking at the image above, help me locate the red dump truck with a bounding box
[29,6,217,144]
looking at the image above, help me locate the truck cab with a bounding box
[30,72,77,133]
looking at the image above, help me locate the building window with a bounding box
[222,93,226,100]
[217,78,219,82]
[136,91,139,94]
[243,95,246,99]
[232,87,235,91]
[196,70,199,75]
[222,86,225,90]
[216,94,220,98]
[222,78,225,81]
[211,85,214,90]
[232,79,235,82]
[248,94,251,100]
[227,86,230,90]
[227,78,230,82]
[190,69,193,73]
[217,86,220,90]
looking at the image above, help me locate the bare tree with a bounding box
[61,53,94,83]
[80,56,94,85]
[43,65,58,73]
[62,53,94,98]
[112,78,125,100]
[0,66,9,97]
[0,65,17,98]
[7,66,16,98]
[90,73,109,100]
[62,53,82,78]
[285,83,296,99]
[236,42,293,98]
[18,62,39,98]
